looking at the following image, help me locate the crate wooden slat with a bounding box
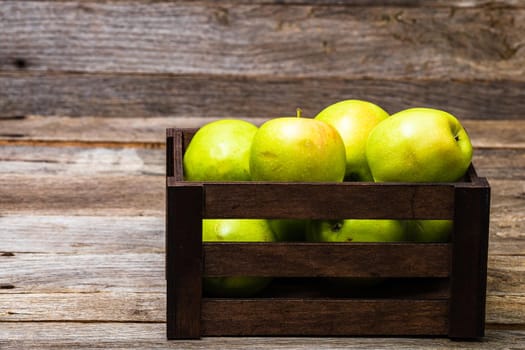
[191,182,455,220]
[166,128,491,340]
[201,299,449,336]
[204,242,451,278]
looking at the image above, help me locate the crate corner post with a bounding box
[449,179,491,339]
[166,182,204,338]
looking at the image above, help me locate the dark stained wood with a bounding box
[2,74,525,119]
[201,299,449,336]
[166,186,203,339]
[181,129,197,154]
[165,131,173,279]
[199,182,456,219]
[449,178,491,338]
[171,129,185,181]
[204,242,451,277]
[488,255,525,296]
[165,129,174,178]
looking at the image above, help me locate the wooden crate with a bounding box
[165,128,490,339]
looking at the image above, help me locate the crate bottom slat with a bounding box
[201,298,448,336]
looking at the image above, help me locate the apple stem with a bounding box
[296,108,302,118]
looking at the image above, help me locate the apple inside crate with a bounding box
[165,128,490,340]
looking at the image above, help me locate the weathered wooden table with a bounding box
[1,116,524,349]
[1,1,525,348]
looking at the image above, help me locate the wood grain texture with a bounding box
[201,299,448,336]
[0,174,164,216]
[464,121,525,150]
[189,182,455,220]
[473,150,525,180]
[0,215,164,254]
[8,177,521,217]
[2,117,524,149]
[0,292,164,322]
[204,243,451,277]
[0,252,164,293]
[166,186,203,339]
[1,213,522,256]
[1,251,522,318]
[486,295,525,325]
[0,0,522,344]
[0,144,522,180]
[1,248,520,295]
[0,146,163,175]
[2,74,524,119]
[488,255,525,295]
[1,215,523,281]
[450,183,490,338]
[1,3,524,80]
[0,144,523,183]
[0,291,523,324]
[11,170,515,218]
[0,323,524,350]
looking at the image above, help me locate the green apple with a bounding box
[315,99,389,181]
[250,112,346,182]
[183,119,258,181]
[405,219,452,242]
[366,107,473,182]
[269,219,308,242]
[203,219,275,297]
[306,219,407,243]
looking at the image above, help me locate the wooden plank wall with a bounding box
[1,1,525,346]
[1,0,524,120]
